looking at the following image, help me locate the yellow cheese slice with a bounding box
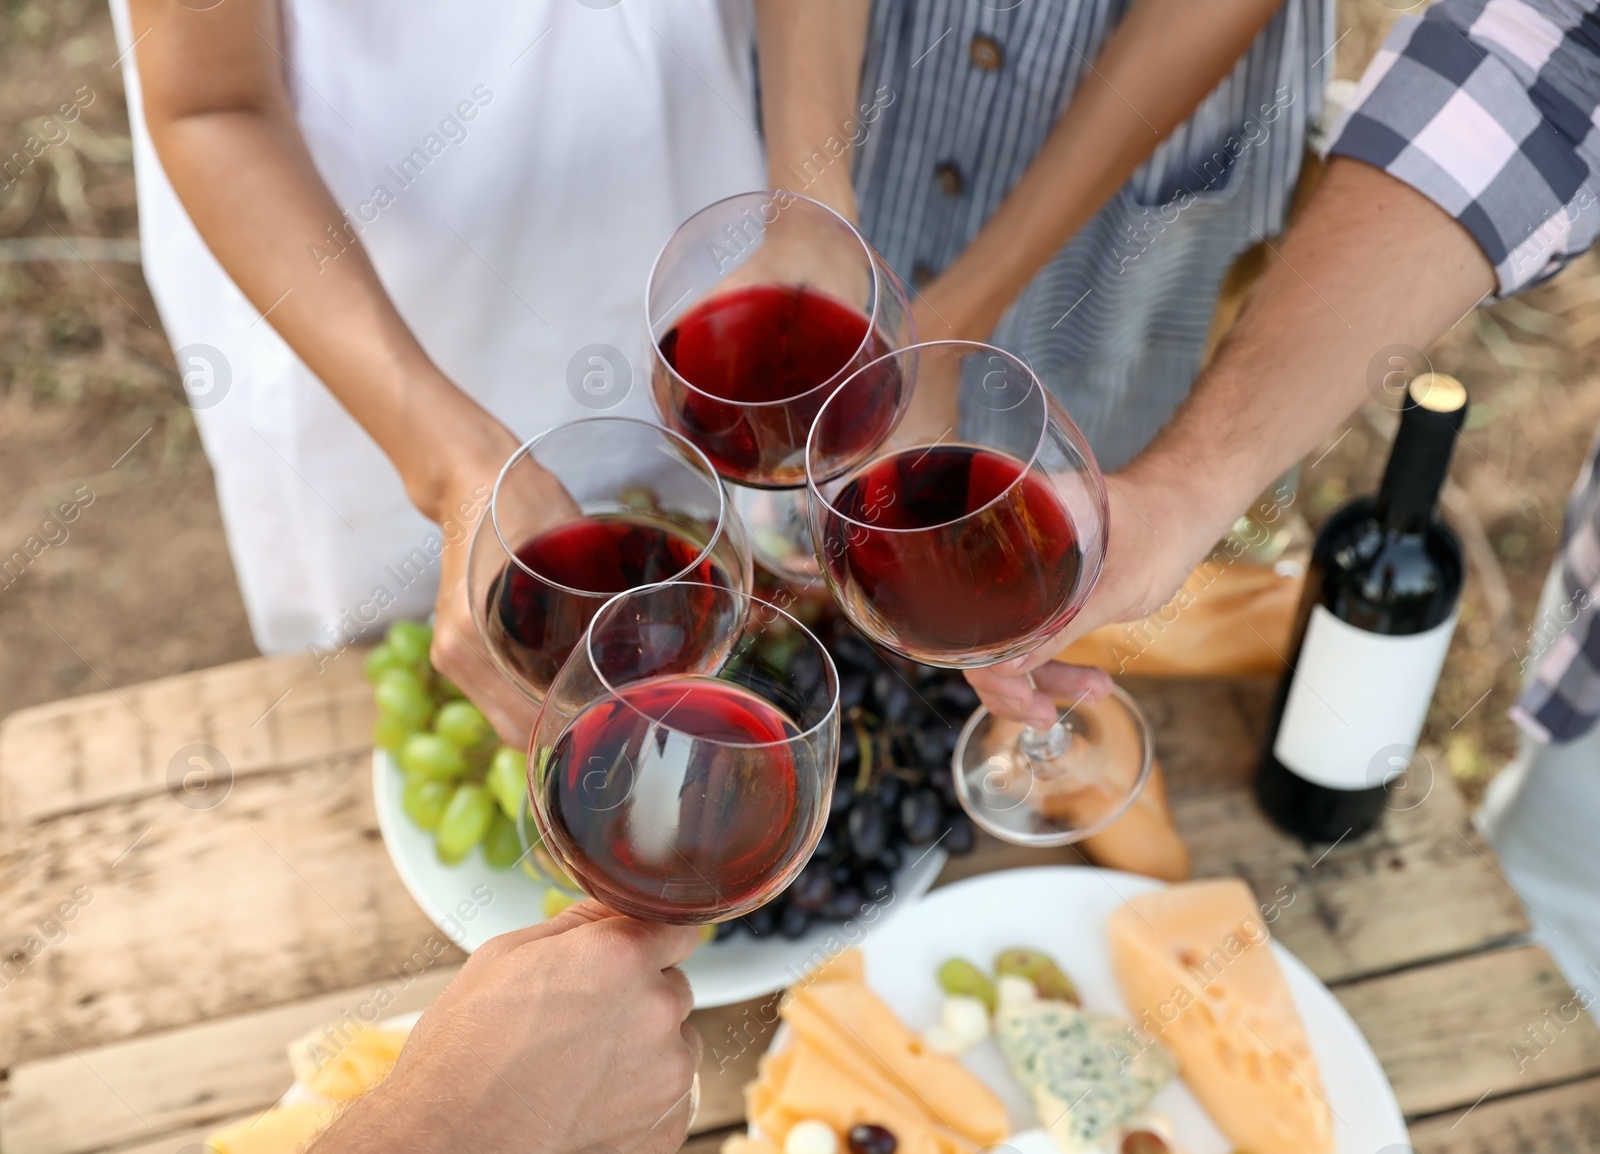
[773,1041,962,1154]
[804,948,866,985]
[774,1012,976,1154]
[1107,878,1334,1154]
[722,1135,781,1154]
[209,1104,338,1154]
[300,1028,410,1101]
[786,981,1008,1146]
[752,1097,803,1143]
[746,1045,796,1124]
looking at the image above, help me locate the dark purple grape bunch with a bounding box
[718,624,978,943]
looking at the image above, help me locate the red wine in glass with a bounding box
[489,514,728,692]
[818,445,1084,664]
[657,284,902,487]
[540,675,823,922]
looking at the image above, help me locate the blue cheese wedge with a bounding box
[995,1000,1175,1154]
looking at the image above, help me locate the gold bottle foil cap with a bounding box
[1409,372,1467,413]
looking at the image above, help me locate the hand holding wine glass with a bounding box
[964,468,1224,727]
[424,420,562,749]
[314,900,702,1154]
[807,340,1153,847]
[466,418,752,715]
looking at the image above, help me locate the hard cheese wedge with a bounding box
[1106,878,1335,1154]
[209,1105,337,1154]
[773,1040,961,1154]
[994,1000,1175,1153]
[785,975,1010,1146]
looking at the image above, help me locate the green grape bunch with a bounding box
[366,619,529,872]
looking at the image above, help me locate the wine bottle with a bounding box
[1255,373,1468,842]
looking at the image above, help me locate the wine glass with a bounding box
[527,580,840,924]
[645,190,914,583]
[805,340,1153,846]
[467,417,752,706]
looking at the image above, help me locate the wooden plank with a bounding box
[98,1117,249,1154]
[1132,676,1531,983]
[1409,1076,1600,1152]
[15,947,1600,1152]
[1338,945,1600,1118]
[0,985,772,1154]
[0,670,1559,1151]
[0,652,373,827]
[0,966,458,1154]
[0,752,460,1070]
[0,676,1530,1064]
[682,1128,739,1154]
[693,995,781,1133]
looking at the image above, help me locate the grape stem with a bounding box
[850,710,874,794]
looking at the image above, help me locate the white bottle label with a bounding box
[1272,604,1459,791]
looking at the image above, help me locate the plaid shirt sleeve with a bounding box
[1510,433,1600,742]
[1328,0,1600,298]
[1329,0,1600,743]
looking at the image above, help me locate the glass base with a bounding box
[730,484,825,587]
[952,683,1153,847]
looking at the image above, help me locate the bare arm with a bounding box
[756,0,1285,336]
[131,0,537,739]
[972,157,1496,721]
[755,0,871,220]
[925,0,1285,338]
[131,0,511,512]
[1120,157,1494,565]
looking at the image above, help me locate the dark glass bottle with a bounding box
[1255,374,1468,842]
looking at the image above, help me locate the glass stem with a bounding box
[1016,670,1071,763]
[1018,719,1071,762]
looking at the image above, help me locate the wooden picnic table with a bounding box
[2,652,1598,1154]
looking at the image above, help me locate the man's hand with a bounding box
[966,471,1218,726]
[315,902,702,1154]
[968,158,1499,727]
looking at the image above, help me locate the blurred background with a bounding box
[4,0,1599,805]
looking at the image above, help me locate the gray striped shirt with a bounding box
[852,0,1334,470]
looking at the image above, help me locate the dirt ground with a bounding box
[3,0,1596,803]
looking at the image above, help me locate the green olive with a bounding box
[936,957,997,1011]
[1033,961,1081,1005]
[994,947,1055,980]
[994,948,1080,1004]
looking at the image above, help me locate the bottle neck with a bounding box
[1374,399,1463,535]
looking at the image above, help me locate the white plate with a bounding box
[372,750,947,1008]
[755,866,1408,1154]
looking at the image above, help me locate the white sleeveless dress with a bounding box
[109,0,765,656]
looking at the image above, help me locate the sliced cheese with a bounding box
[1107,878,1334,1154]
[774,1007,975,1154]
[806,948,866,985]
[209,1104,338,1154]
[994,1000,1174,1154]
[786,980,1008,1146]
[301,1028,409,1101]
[773,1041,961,1154]
[721,1137,782,1154]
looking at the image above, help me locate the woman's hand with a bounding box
[312,901,702,1154]
[418,409,578,750]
